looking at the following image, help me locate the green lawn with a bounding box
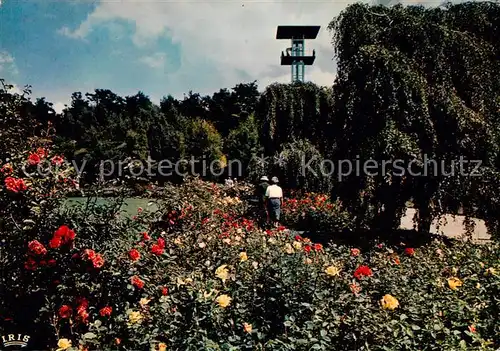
[64,197,159,216]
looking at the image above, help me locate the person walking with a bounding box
[265,176,283,228]
[256,176,270,225]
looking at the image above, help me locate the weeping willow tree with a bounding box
[256,82,334,156]
[329,2,500,238]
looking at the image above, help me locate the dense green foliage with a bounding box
[329,1,500,237]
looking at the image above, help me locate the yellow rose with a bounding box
[380,294,399,310]
[128,310,143,324]
[243,322,252,333]
[284,243,294,254]
[292,241,302,250]
[216,294,232,308]
[215,265,229,282]
[219,154,227,168]
[56,338,72,351]
[476,283,481,289]
[203,289,218,299]
[447,277,463,290]
[325,265,340,277]
[239,252,248,262]
[139,297,151,306]
[158,342,167,351]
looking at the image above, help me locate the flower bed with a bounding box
[1,148,499,350]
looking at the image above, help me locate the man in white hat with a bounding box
[265,176,283,227]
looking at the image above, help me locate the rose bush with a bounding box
[2,169,499,350]
[281,192,354,233]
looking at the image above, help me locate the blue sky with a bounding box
[0,0,441,112]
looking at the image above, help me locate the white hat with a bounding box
[260,176,269,181]
[271,176,279,183]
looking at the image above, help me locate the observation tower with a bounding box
[276,25,320,83]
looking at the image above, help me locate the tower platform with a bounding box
[276,25,320,39]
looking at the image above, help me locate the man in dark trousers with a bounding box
[256,176,270,225]
[265,176,283,228]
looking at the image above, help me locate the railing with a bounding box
[281,49,316,57]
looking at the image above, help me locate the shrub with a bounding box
[281,192,354,233]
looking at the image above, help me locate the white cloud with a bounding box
[6,83,23,95]
[0,51,18,75]
[56,0,447,97]
[58,0,356,92]
[52,102,67,114]
[139,52,167,69]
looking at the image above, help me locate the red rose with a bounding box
[304,245,312,254]
[405,248,415,256]
[157,238,165,249]
[161,287,168,296]
[78,309,89,324]
[129,249,140,261]
[92,254,104,268]
[58,305,72,319]
[294,235,303,242]
[24,258,37,271]
[4,177,27,193]
[75,297,88,309]
[131,276,144,289]
[28,240,47,256]
[27,153,41,165]
[47,259,56,266]
[36,147,48,158]
[354,265,373,280]
[52,225,76,246]
[51,155,64,166]
[49,237,62,249]
[350,248,360,257]
[313,243,323,252]
[99,306,112,317]
[142,232,151,241]
[151,244,163,255]
[83,249,96,260]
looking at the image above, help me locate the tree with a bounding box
[256,82,334,156]
[183,119,224,180]
[225,114,262,178]
[329,2,500,237]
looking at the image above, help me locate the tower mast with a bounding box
[276,25,320,83]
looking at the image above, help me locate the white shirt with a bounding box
[265,184,283,198]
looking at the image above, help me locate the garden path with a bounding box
[399,209,491,243]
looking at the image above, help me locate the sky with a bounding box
[0,0,445,113]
